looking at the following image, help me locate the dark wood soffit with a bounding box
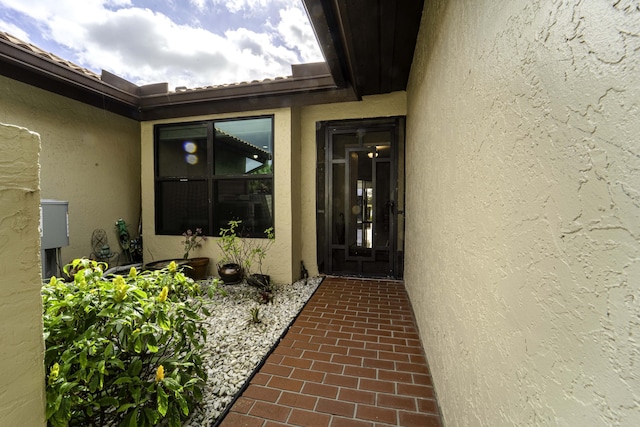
[302,0,347,88]
[303,0,424,98]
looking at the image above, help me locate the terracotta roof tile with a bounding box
[0,31,101,81]
[0,30,295,94]
[164,74,293,94]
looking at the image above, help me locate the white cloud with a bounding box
[216,0,272,14]
[0,0,323,89]
[188,0,206,11]
[0,19,32,42]
[275,6,323,63]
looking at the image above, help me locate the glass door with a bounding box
[317,117,404,278]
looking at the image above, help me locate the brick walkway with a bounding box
[219,276,442,427]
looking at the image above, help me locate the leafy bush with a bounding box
[43,258,219,426]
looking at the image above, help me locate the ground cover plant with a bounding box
[42,258,220,427]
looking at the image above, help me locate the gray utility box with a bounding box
[40,200,69,279]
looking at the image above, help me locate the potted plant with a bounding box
[145,228,210,280]
[181,228,210,280]
[244,226,274,288]
[216,220,274,286]
[245,227,275,302]
[216,220,244,284]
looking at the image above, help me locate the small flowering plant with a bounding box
[182,228,205,260]
[155,365,165,382]
[42,258,220,427]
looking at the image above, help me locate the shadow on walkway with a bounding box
[220,276,442,427]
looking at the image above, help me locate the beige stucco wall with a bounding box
[141,108,297,283]
[290,107,303,281]
[0,76,141,268]
[405,1,640,426]
[141,95,406,283]
[298,92,407,276]
[0,124,45,425]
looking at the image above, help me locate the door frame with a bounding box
[316,116,405,278]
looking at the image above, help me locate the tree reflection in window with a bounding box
[155,116,274,237]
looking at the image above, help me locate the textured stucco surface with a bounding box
[0,76,141,266]
[0,124,46,425]
[405,1,640,426]
[141,95,406,283]
[141,109,297,283]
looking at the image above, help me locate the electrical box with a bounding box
[40,200,69,279]
[41,199,69,249]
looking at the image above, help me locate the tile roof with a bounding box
[0,29,349,120]
[0,31,295,94]
[172,75,291,94]
[0,31,101,81]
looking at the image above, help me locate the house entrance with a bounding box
[316,117,405,278]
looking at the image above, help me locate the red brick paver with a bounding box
[220,277,442,427]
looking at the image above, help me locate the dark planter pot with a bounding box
[184,257,210,280]
[247,273,270,288]
[144,257,210,280]
[217,263,243,284]
[145,259,189,272]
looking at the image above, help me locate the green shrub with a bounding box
[43,258,218,427]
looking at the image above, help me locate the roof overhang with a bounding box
[0,33,357,121]
[0,1,424,120]
[136,63,356,121]
[302,0,424,98]
[0,35,140,118]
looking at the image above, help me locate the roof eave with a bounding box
[302,0,349,90]
[301,0,424,98]
[138,76,357,120]
[0,36,141,119]
[0,33,358,121]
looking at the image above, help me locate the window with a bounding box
[154,116,274,237]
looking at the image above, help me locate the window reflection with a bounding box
[155,116,274,237]
[215,117,273,175]
[157,124,207,177]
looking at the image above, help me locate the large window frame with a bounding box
[154,115,274,238]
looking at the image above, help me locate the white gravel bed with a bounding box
[183,276,322,426]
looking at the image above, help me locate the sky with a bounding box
[0,0,324,90]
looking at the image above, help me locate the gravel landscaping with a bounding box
[184,276,323,426]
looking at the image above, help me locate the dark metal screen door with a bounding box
[316,117,405,278]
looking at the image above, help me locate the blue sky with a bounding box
[0,0,323,89]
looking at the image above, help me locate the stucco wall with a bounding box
[141,95,406,283]
[0,124,45,425]
[405,1,640,426]
[290,107,303,281]
[299,92,407,276]
[141,109,297,283]
[0,76,141,268]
